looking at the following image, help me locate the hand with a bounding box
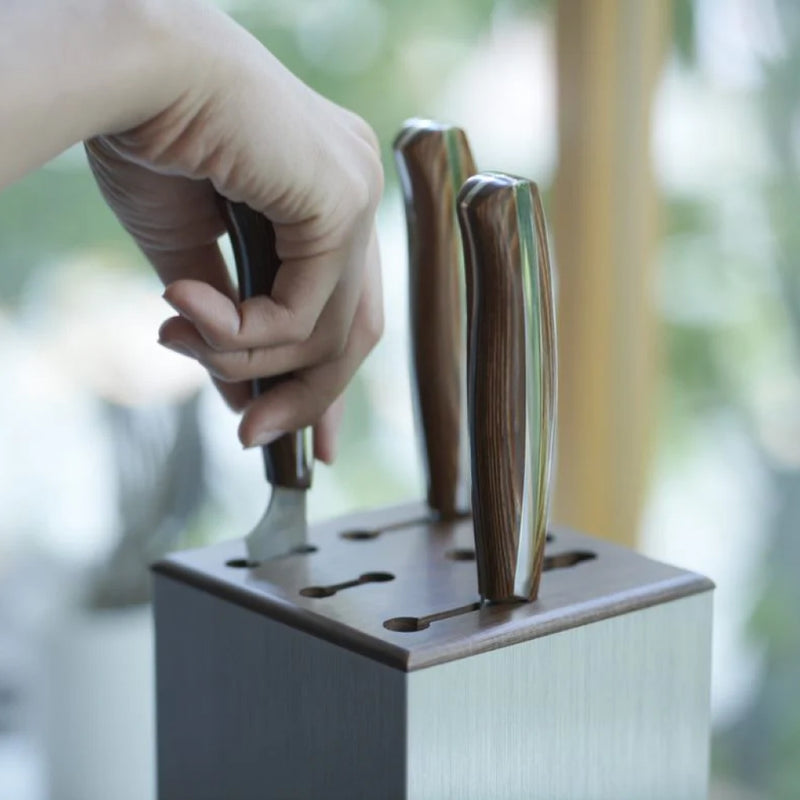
[84,2,384,462]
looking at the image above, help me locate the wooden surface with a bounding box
[552,0,667,545]
[153,501,713,672]
[393,121,476,520]
[457,175,556,603]
[220,200,311,489]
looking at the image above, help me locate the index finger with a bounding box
[163,220,370,352]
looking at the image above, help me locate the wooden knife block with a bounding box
[153,502,713,800]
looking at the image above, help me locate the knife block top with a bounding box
[153,501,712,672]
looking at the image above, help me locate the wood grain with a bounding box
[153,501,714,672]
[219,200,311,490]
[457,175,556,602]
[393,120,477,520]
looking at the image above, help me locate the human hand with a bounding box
[84,0,384,462]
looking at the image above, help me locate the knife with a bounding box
[393,119,477,521]
[219,200,312,562]
[457,173,556,602]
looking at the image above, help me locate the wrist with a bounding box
[83,0,201,135]
[0,0,206,187]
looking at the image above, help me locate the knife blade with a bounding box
[456,173,556,602]
[219,200,312,562]
[393,119,477,521]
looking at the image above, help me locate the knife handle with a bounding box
[219,199,312,490]
[393,120,477,520]
[457,174,556,603]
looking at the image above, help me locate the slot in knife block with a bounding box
[153,501,713,800]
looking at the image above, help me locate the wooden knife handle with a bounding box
[457,174,556,603]
[393,120,477,520]
[219,199,312,490]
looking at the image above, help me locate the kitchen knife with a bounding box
[457,174,556,603]
[393,119,477,520]
[219,200,312,562]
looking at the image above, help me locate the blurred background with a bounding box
[0,0,796,797]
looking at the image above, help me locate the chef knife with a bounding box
[457,174,556,602]
[219,200,312,562]
[393,119,477,520]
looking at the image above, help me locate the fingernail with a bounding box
[159,339,194,357]
[248,430,285,448]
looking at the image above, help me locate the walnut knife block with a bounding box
[153,502,713,800]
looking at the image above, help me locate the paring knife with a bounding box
[220,201,312,562]
[457,174,557,603]
[393,119,477,521]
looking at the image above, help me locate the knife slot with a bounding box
[383,549,597,633]
[339,529,380,541]
[444,532,556,562]
[339,515,435,541]
[225,544,318,569]
[445,548,476,561]
[300,571,395,599]
[384,601,482,633]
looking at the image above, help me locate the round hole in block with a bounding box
[226,558,260,568]
[446,548,476,561]
[360,572,395,583]
[300,586,336,598]
[546,532,555,543]
[383,616,430,632]
[340,529,380,541]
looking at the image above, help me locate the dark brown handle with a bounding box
[457,174,556,603]
[219,199,312,490]
[393,120,477,520]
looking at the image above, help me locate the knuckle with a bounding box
[350,115,381,156]
[311,130,383,243]
[360,146,385,210]
[362,300,384,350]
[299,385,329,427]
[338,172,374,222]
[319,329,348,362]
[337,108,381,156]
[337,148,384,222]
[285,310,316,344]
[333,330,350,359]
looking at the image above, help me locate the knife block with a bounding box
[153,501,713,800]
